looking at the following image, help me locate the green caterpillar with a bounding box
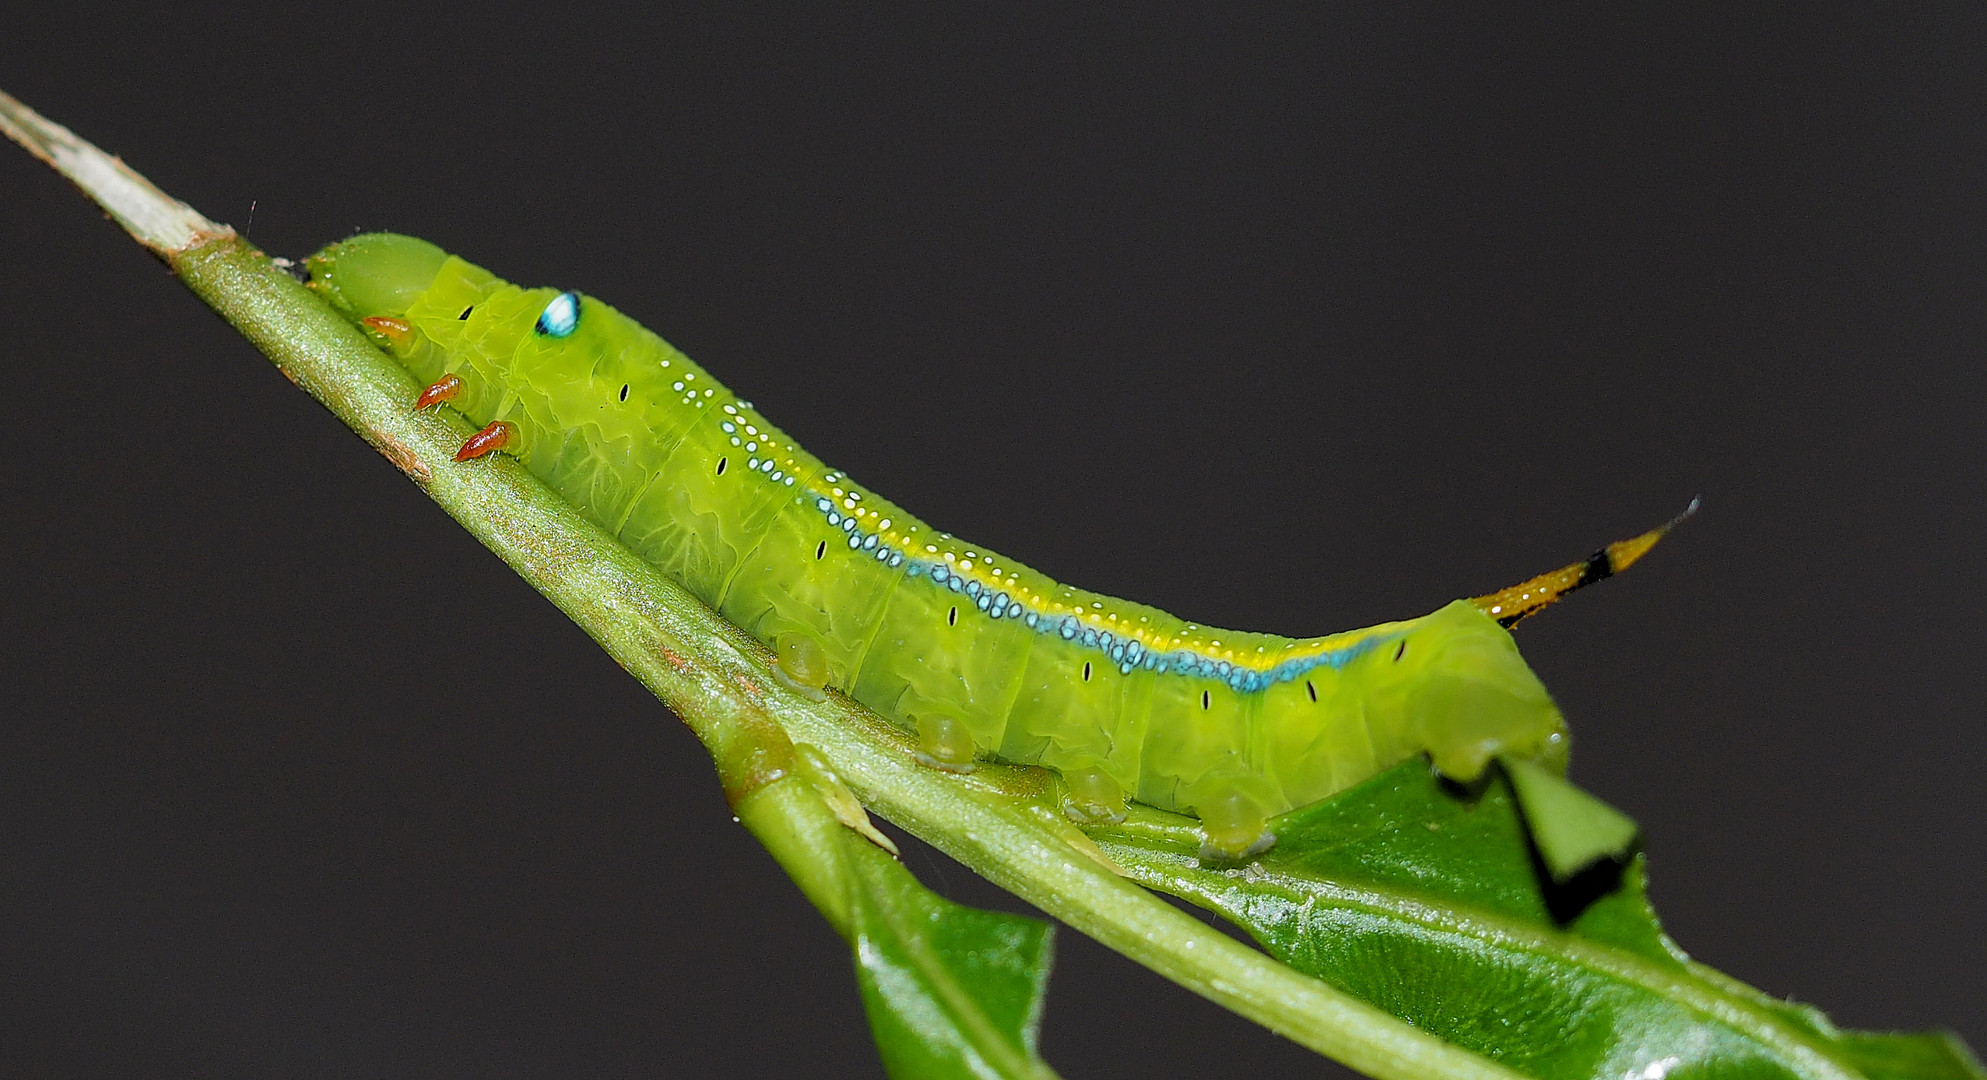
[307,232,1664,866]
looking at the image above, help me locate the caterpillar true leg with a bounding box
[414,374,462,410]
[1472,498,1700,628]
[359,314,413,346]
[455,421,514,462]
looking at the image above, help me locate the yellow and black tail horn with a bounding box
[1473,498,1699,629]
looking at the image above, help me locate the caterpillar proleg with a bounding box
[307,232,1662,864]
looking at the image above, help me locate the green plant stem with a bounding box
[1,88,1530,1080]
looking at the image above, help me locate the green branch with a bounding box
[0,89,1528,1080]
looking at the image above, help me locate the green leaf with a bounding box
[1832,1031,1987,1080]
[1090,760,1985,1080]
[845,840,1058,1080]
[1502,756,1640,883]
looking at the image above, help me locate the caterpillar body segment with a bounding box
[308,233,1632,863]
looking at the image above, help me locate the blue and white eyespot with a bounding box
[535,291,581,338]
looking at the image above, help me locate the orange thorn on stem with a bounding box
[360,315,413,346]
[455,421,513,462]
[414,374,462,410]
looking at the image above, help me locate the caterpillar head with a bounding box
[305,232,449,320]
[1376,599,1569,782]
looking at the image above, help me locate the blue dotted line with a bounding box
[815,496,907,567]
[808,488,1392,690]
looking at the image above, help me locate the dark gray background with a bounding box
[2,5,1982,1077]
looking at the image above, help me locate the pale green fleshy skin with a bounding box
[306,233,1572,855]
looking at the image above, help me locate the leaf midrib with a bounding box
[1096,841,1864,1080]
